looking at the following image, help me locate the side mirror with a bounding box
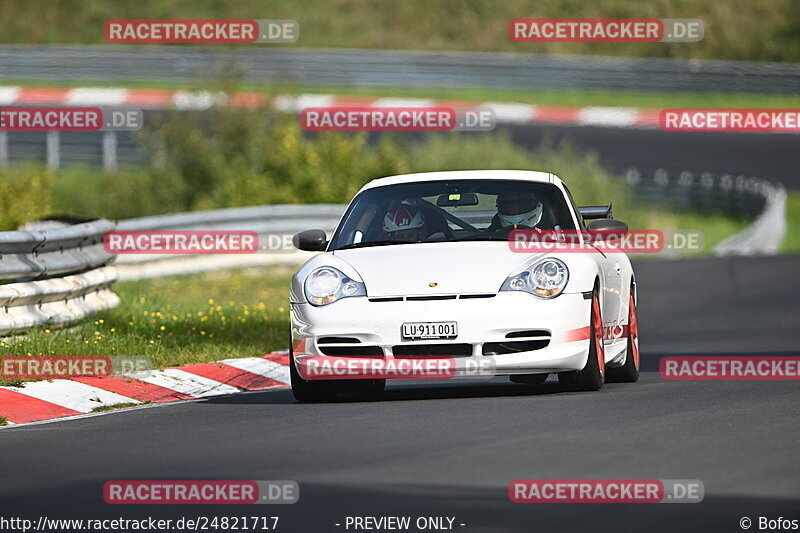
[293,229,328,251]
[587,219,628,241]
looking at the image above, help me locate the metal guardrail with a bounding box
[0,219,118,335]
[621,167,786,256]
[114,205,344,280]
[714,181,787,255]
[1,45,798,93]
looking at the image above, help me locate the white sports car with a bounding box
[289,170,639,402]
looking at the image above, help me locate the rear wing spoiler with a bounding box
[578,203,613,220]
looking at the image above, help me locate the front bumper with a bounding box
[291,291,592,379]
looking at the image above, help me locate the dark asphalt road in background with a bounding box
[503,125,800,188]
[2,255,798,532]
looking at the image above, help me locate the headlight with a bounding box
[304,267,366,306]
[500,258,569,299]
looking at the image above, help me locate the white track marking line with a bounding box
[171,90,227,110]
[578,106,640,127]
[126,368,240,397]
[273,94,335,112]
[372,97,434,108]
[0,380,139,412]
[220,357,291,385]
[482,102,537,124]
[66,88,129,106]
[0,86,21,105]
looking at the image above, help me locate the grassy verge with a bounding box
[781,191,800,253]
[4,78,799,109]
[0,267,293,369]
[91,402,149,413]
[1,0,799,62]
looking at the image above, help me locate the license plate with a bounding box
[401,321,458,340]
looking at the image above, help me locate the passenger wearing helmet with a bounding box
[383,203,428,242]
[489,193,543,230]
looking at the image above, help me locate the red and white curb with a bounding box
[0,86,661,129]
[0,352,290,426]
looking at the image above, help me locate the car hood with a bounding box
[332,242,541,297]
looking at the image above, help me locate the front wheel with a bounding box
[558,288,605,392]
[606,285,640,383]
[290,344,337,403]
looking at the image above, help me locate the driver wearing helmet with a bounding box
[383,203,428,242]
[489,193,544,230]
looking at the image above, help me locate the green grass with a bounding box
[781,191,800,253]
[659,211,751,256]
[5,78,798,109]
[91,402,148,413]
[0,416,8,426]
[1,0,799,62]
[0,267,294,368]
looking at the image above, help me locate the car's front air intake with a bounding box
[483,339,550,355]
[318,346,384,356]
[392,344,473,357]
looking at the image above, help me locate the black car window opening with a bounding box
[329,180,576,250]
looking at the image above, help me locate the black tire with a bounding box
[289,343,337,403]
[558,287,605,392]
[606,284,640,383]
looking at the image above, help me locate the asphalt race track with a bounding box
[503,124,800,187]
[1,254,798,532]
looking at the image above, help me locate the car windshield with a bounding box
[328,179,577,250]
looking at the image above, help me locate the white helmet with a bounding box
[383,204,427,241]
[496,193,543,228]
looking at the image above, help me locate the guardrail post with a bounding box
[102,131,118,172]
[46,131,60,170]
[0,131,7,168]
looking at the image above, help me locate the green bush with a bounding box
[0,166,54,230]
[0,0,797,62]
[140,107,408,210]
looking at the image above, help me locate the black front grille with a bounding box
[482,339,550,355]
[318,346,384,356]
[393,344,473,357]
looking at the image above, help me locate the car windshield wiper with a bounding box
[335,240,416,250]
